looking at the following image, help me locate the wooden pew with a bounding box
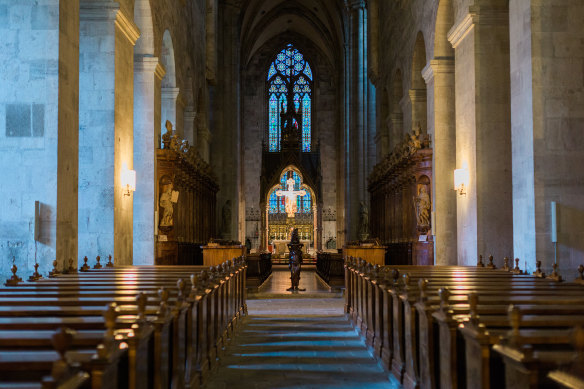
[547,326,584,389]
[0,257,247,389]
[0,327,90,389]
[493,307,581,389]
[344,258,584,389]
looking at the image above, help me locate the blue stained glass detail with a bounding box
[302,98,311,152]
[267,43,312,152]
[304,63,313,80]
[269,191,279,213]
[267,64,277,80]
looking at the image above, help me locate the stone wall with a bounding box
[511,0,584,275]
[377,0,583,271]
[1,0,210,280]
[0,0,79,278]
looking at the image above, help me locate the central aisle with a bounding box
[205,270,401,388]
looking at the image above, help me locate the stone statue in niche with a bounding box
[326,237,337,250]
[162,120,173,149]
[410,123,422,149]
[221,200,231,239]
[359,201,369,240]
[414,186,431,232]
[159,176,178,231]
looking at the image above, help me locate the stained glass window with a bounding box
[267,44,312,152]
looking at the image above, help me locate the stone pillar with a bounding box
[133,56,165,264]
[0,0,80,279]
[78,1,139,265]
[423,59,457,265]
[161,87,179,134]
[213,0,241,241]
[346,0,370,240]
[510,0,584,274]
[388,112,403,151]
[409,88,427,133]
[183,109,197,146]
[198,126,211,163]
[449,5,513,265]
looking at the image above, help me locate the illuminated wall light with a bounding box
[454,167,469,196]
[122,162,136,196]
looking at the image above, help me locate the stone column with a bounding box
[78,1,139,265]
[409,88,427,133]
[449,5,513,265]
[133,56,164,264]
[183,109,197,146]
[198,125,212,163]
[345,0,370,240]
[161,87,179,134]
[423,59,457,265]
[213,0,241,241]
[388,112,403,151]
[0,0,80,279]
[510,0,584,274]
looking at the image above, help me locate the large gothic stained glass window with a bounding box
[267,44,313,152]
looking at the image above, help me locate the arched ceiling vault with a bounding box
[240,0,345,69]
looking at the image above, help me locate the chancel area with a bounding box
[1,0,584,388]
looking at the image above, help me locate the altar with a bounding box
[272,239,310,256]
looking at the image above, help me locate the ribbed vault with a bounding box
[240,0,345,67]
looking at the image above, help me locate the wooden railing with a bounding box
[245,253,272,289]
[316,252,345,287]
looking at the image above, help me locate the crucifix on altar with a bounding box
[276,178,306,218]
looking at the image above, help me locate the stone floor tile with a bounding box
[205,273,402,389]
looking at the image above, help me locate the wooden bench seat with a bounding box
[0,258,248,389]
[344,257,584,389]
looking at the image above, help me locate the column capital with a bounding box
[409,88,427,103]
[161,87,180,100]
[184,109,197,121]
[198,126,212,142]
[115,8,140,45]
[134,55,164,75]
[389,112,403,124]
[80,1,119,21]
[221,0,242,10]
[448,6,509,48]
[422,58,455,83]
[80,2,140,45]
[345,0,366,12]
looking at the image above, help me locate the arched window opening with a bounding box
[267,44,313,152]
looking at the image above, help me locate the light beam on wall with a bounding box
[122,162,136,196]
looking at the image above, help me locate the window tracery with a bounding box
[267,44,313,152]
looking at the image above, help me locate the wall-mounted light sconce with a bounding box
[122,162,136,196]
[454,167,469,196]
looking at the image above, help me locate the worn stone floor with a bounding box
[248,266,342,299]
[205,270,401,389]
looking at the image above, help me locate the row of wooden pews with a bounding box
[345,257,584,389]
[0,257,248,389]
